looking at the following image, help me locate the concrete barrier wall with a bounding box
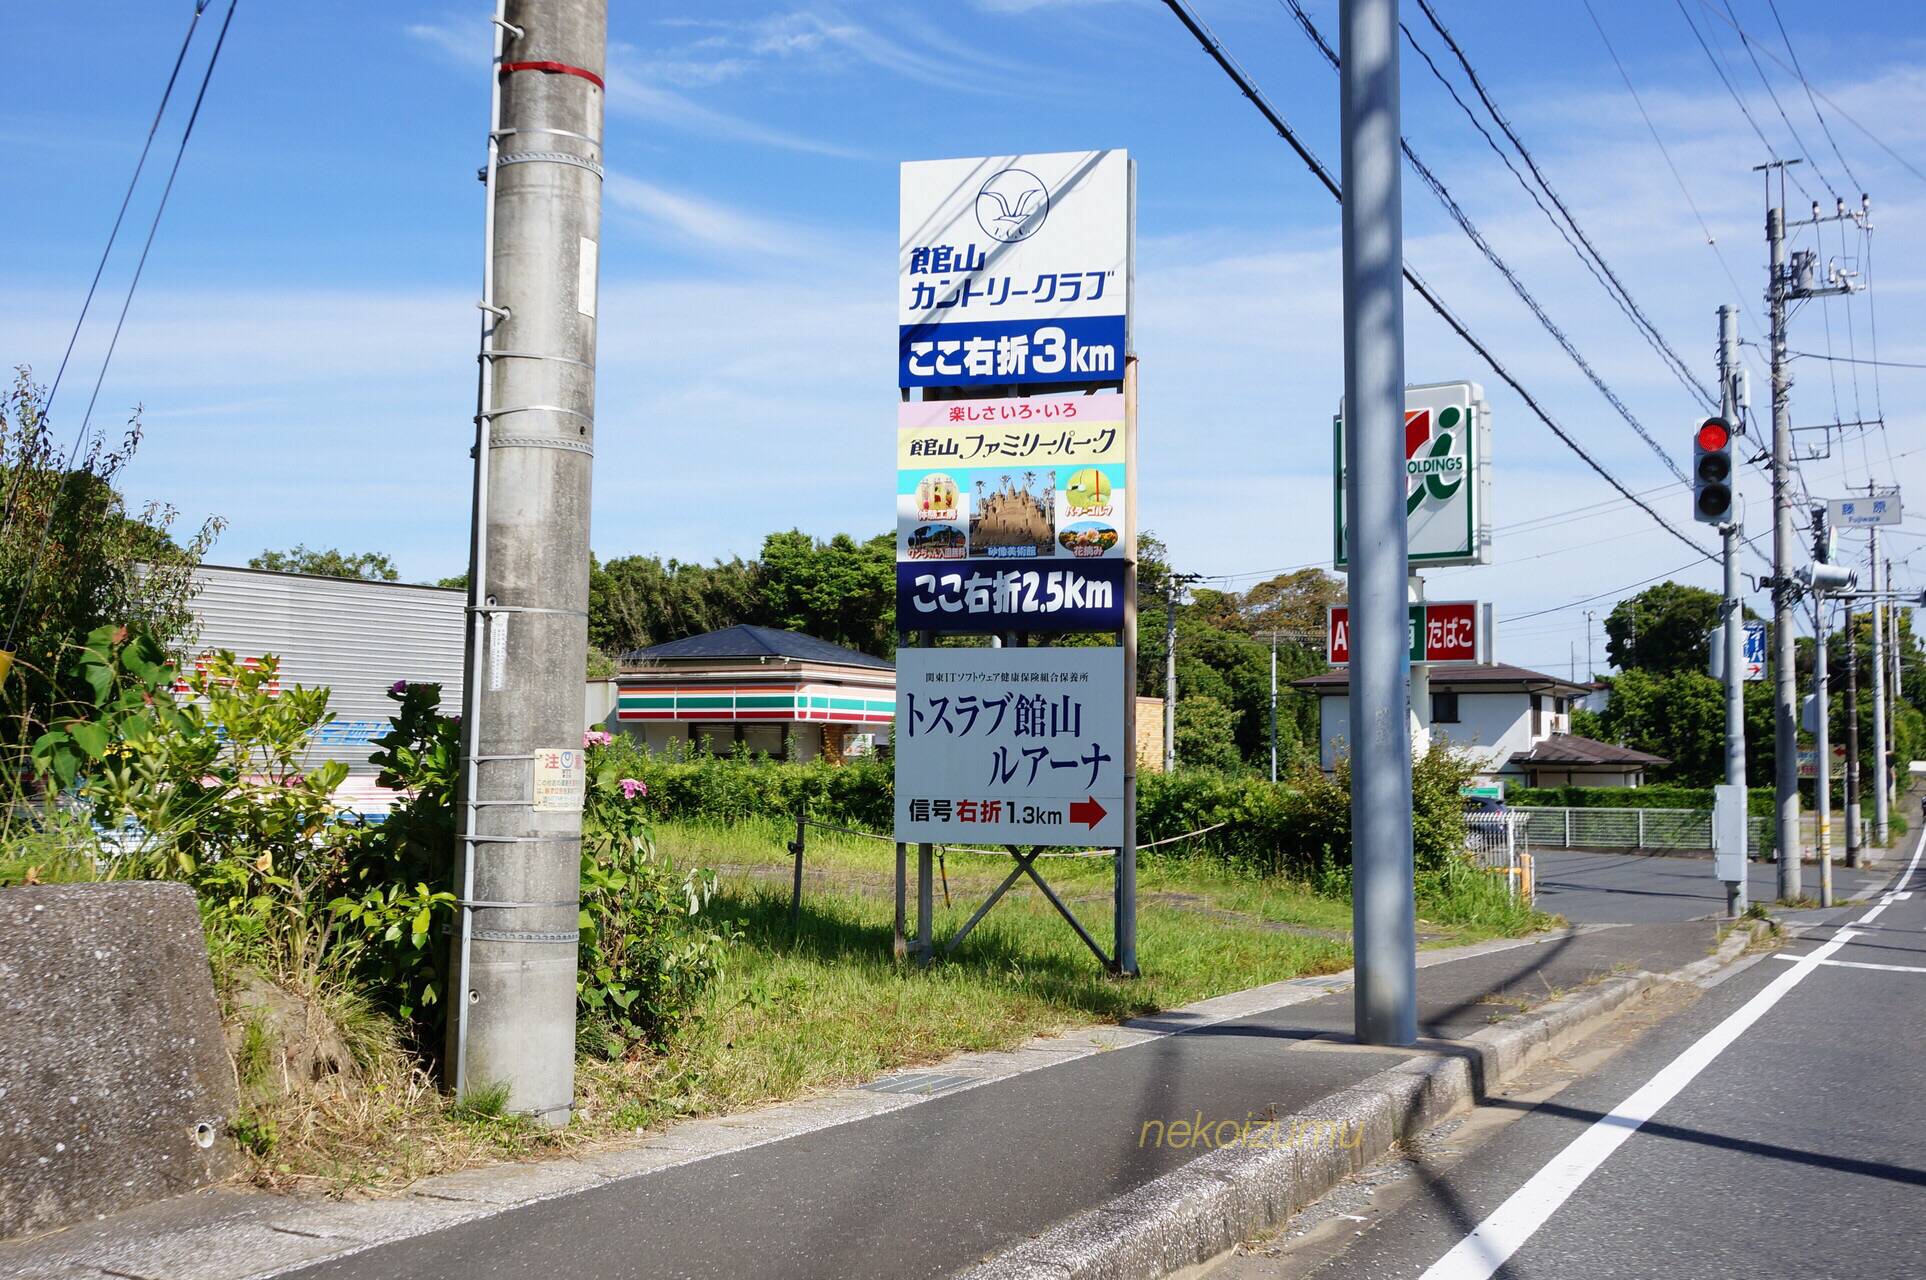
[0,882,236,1240]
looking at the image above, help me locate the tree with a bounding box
[753,530,894,657]
[1,368,220,745]
[251,545,399,581]
[1603,581,1722,675]
[590,553,758,656]
[1174,695,1244,773]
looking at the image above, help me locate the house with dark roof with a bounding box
[1292,662,1667,786]
[590,625,894,763]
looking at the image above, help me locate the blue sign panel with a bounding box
[1743,620,1767,681]
[898,316,1126,388]
[896,559,1124,633]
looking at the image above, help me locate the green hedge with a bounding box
[1507,784,1776,817]
[611,738,1476,879]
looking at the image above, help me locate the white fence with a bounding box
[1466,812,1534,902]
[1518,806,1777,855]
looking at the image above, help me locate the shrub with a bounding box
[1508,784,1776,816]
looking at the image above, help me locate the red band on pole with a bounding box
[498,60,605,91]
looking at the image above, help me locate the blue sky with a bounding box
[7,1,1926,672]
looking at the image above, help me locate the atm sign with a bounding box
[1328,601,1480,665]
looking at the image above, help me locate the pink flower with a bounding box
[618,777,646,800]
[584,730,613,748]
[389,680,408,695]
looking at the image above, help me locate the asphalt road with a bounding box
[1231,831,1926,1279]
[1533,848,1888,924]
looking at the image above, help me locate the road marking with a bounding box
[1770,954,1926,974]
[1417,825,1926,1280]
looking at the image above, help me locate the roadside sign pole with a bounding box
[1870,528,1889,845]
[1339,0,1417,1047]
[1116,357,1141,977]
[1814,595,1833,907]
[1845,602,1861,867]
[1717,305,1748,916]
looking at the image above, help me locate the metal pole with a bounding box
[1718,305,1748,915]
[1340,0,1416,1047]
[1814,596,1833,906]
[1767,201,1802,902]
[450,0,605,1123]
[1115,357,1141,978]
[1871,530,1889,845]
[1163,575,1178,774]
[1845,599,1861,867]
[1269,633,1279,783]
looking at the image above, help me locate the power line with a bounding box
[1697,0,1926,186]
[0,0,214,541]
[1712,0,1839,202]
[1762,0,1861,193]
[6,0,239,650]
[1785,350,1926,370]
[1675,0,1812,204]
[1278,0,1691,488]
[1505,559,1712,624]
[1409,0,1714,410]
[1159,0,1716,566]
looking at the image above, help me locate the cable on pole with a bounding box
[0,0,213,541]
[1158,0,1715,566]
[5,0,240,652]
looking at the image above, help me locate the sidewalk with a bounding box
[2,922,1726,1280]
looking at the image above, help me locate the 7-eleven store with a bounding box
[606,625,894,763]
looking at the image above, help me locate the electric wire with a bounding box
[1697,0,1926,186]
[1713,0,1839,202]
[1675,0,1812,203]
[1763,0,1861,193]
[1279,0,1691,488]
[1159,0,1716,567]
[0,0,212,541]
[5,0,239,651]
[1410,0,1715,410]
[1505,559,1712,623]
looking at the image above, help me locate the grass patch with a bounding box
[227,817,1554,1192]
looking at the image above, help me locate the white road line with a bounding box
[1770,954,1926,974]
[1417,825,1926,1280]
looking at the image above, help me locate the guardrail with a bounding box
[1515,806,1778,855]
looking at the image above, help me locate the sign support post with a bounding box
[1339,0,1417,1047]
[1115,357,1140,977]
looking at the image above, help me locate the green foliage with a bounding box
[578,749,739,1052]
[250,545,399,581]
[1604,581,1725,675]
[754,530,896,657]
[1509,783,1777,816]
[1,367,220,747]
[1586,667,1775,785]
[1173,695,1244,773]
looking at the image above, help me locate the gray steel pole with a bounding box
[1718,305,1748,915]
[1845,598,1860,867]
[1767,203,1802,902]
[1814,597,1833,906]
[1870,529,1889,844]
[450,0,605,1122]
[1269,634,1279,783]
[1339,0,1416,1047]
[1164,576,1178,774]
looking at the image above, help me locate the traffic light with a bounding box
[1694,416,1733,524]
[1811,503,1835,564]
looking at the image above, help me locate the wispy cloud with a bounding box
[601,62,867,159]
[603,173,837,261]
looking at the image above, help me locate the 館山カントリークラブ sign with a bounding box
[899,151,1131,388]
[895,646,1125,846]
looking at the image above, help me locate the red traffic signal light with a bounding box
[1696,419,1730,451]
[1693,416,1734,524]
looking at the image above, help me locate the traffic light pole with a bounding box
[1717,305,1748,916]
[1870,528,1889,845]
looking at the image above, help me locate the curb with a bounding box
[960,921,1768,1280]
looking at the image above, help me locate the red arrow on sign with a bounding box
[1068,796,1107,829]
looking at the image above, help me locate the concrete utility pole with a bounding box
[1269,634,1279,783]
[1762,177,1801,903]
[1813,594,1833,906]
[1339,0,1416,1047]
[1718,305,1748,915]
[1163,572,1201,773]
[1871,531,1889,845]
[1845,599,1861,867]
[450,0,606,1122]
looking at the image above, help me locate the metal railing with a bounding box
[1465,812,1534,902]
[1516,806,1778,855]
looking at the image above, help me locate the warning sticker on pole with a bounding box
[532,747,585,813]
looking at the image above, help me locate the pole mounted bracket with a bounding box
[489,16,525,39]
[477,301,511,320]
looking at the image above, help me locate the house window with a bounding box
[1431,691,1460,724]
[1531,693,1544,737]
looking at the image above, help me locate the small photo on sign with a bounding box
[1058,521,1119,558]
[906,523,966,559]
[970,470,1056,559]
[915,472,960,522]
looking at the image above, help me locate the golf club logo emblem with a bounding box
[975,168,1050,243]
